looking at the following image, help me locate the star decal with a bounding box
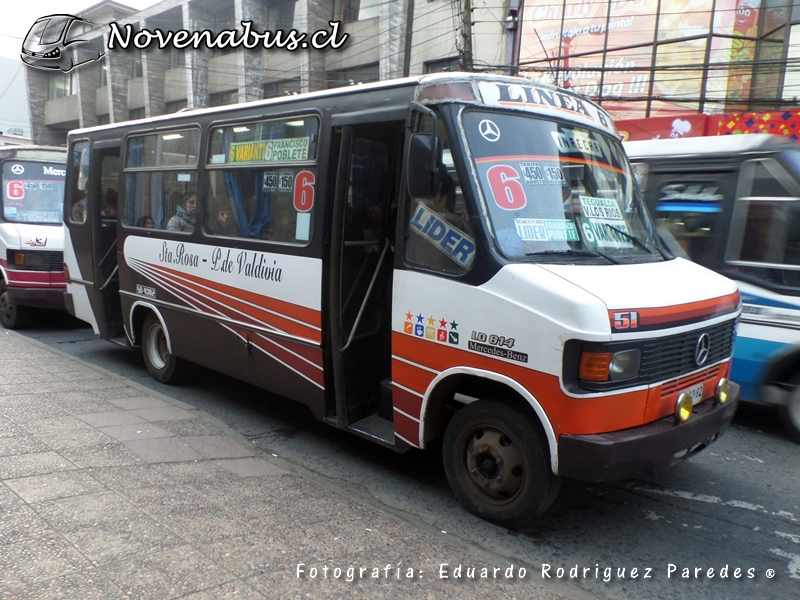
[416,314,424,323]
[439,318,447,328]
[427,316,435,326]
[405,311,413,321]
[450,320,458,331]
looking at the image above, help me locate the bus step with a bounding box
[348,413,395,445]
[378,378,393,421]
[108,336,128,348]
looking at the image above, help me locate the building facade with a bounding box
[26,0,510,146]
[518,0,800,119]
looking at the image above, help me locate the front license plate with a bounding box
[681,383,704,405]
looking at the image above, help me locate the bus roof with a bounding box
[0,145,67,160]
[69,73,616,138]
[624,134,797,159]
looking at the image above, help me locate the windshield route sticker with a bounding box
[514,218,579,242]
[577,196,633,249]
[551,129,602,157]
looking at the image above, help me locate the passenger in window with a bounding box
[167,193,196,232]
[211,204,237,237]
[136,215,155,228]
[71,188,87,222]
[268,199,296,242]
[101,189,118,218]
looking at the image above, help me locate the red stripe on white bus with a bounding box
[147,260,321,327]
[391,384,424,420]
[392,410,420,447]
[243,329,325,389]
[4,271,53,284]
[130,259,322,342]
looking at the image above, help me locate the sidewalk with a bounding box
[0,330,577,600]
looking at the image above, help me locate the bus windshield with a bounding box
[462,109,663,262]
[2,161,65,224]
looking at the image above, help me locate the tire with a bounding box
[442,399,560,529]
[0,281,30,330]
[141,312,189,384]
[779,374,800,442]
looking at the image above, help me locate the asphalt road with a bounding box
[19,309,800,600]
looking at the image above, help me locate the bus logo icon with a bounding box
[11,164,24,175]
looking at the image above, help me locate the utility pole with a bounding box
[461,0,474,71]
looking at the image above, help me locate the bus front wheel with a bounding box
[442,399,560,529]
[141,312,188,384]
[0,282,30,330]
[780,374,800,442]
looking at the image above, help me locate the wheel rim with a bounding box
[145,322,169,370]
[462,424,525,505]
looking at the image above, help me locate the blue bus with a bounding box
[626,134,800,440]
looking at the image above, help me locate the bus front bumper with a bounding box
[7,286,67,310]
[558,381,739,482]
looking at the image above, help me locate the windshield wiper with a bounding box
[526,249,620,264]
[602,223,670,259]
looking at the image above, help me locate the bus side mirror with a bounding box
[407,133,442,198]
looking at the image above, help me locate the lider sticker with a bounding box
[409,202,476,268]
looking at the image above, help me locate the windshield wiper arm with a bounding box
[602,223,670,259]
[526,249,620,264]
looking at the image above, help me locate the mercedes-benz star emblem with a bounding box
[478,119,501,142]
[11,164,24,175]
[694,333,710,366]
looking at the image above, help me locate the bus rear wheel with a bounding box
[0,282,30,330]
[780,374,800,442]
[141,312,188,384]
[442,399,560,529]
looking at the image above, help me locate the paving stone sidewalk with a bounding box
[0,330,577,600]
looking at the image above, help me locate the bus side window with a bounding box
[729,159,800,288]
[124,130,199,231]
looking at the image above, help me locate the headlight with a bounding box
[675,393,693,423]
[12,252,45,269]
[580,349,641,382]
[716,378,731,404]
[42,48,60,58]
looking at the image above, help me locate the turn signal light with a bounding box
[579,352,613,381]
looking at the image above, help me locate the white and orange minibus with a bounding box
[63,74,740,527]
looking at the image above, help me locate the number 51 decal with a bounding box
[613,311,639,330]
[487,165,527,210]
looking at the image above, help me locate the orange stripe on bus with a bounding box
[392,331,650,437]
[391,359,436,396]
[141,261,321,327]
[611,291,740,329]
